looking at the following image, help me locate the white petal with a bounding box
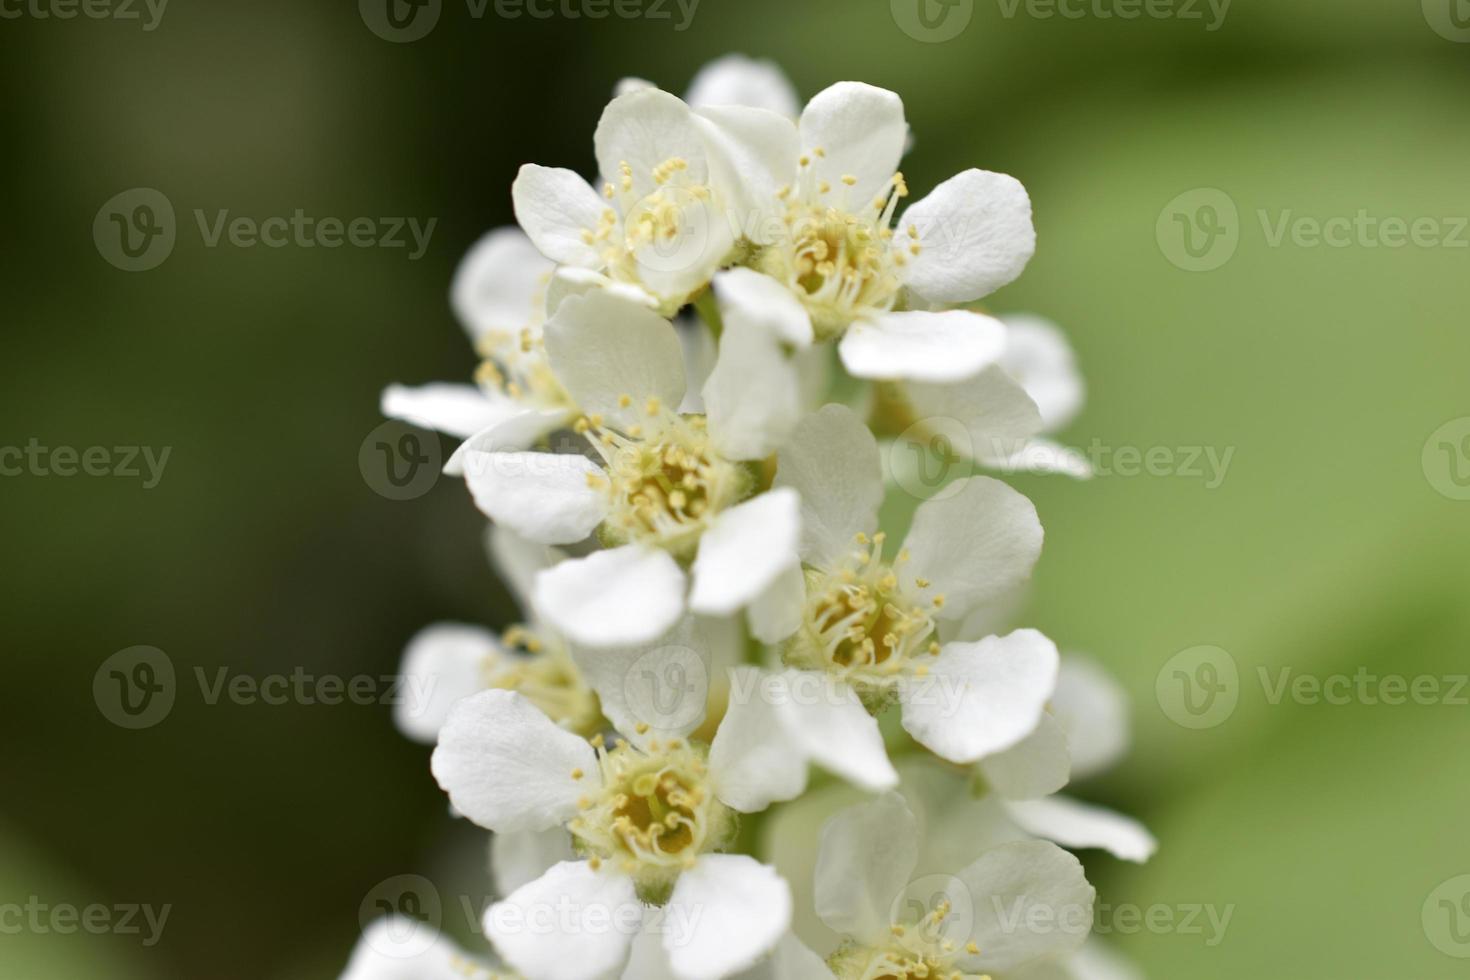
[773,403,882,567]
[900,476,1043,619]
[900,629,1060,764]
[686,55,800,118]
[838,310,1006,383]
[798,82,907,207]
[707,666,809,812]
[746,562,805,645]
[1001,314,1085,432]
[381,383,514,440]
[695,107,800,247]
[568,615,725,747]
[984,437,1095,480]
[595,88,708,199]
[461,450,608,546]
[664,855,791,980]
[905,365,1046,466]
[486,525,565,617]
[770,670,897,793]
[546,265,661,320]
[900,169,1036,304]
[1004,796,1158,863]
[451,227,555,341]
[544,290,688,430]
[738,933,831,980]
[534,545,687,648]
[953,840,1095,974]
[443,409,575,477]
[394,623,498,743]
[486,862,640,980]
[491,826,575,897]
[702,280,809,461]
[512,164,611,268]
[343,918,485,980]
[977,710,1072,800]
[614,76,655,98]
[689,489,801,616]
[1052,655,1131,780]
[813,793,919,946]
[430,690,597,833]
[712,267,813,346]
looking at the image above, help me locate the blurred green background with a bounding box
[4,0,1469,977]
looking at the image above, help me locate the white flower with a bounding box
[814,793,1095,979]
[944,313,1095,479]
[511,85,767,314]
[430,612,905,980]
[342,917,511,980]
[973,655,1157,864]
[343,916,826,980]
[767,403,1055,764]
[618,54,801,121]
[382,228,576,450]
[393,527,600,743]
[459,286,805,648]
[709,81,1036,385]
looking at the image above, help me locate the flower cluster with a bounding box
[354,55,1151,980]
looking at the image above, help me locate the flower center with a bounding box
[827,903,979,980]
[784,533,942,705]
[569,736,735,903]
[474,324,573,413]
[754,156,915,339]
[580,401,749,560]
[484,626,602,737]
[589,157,725,310]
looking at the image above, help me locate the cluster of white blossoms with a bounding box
[356,55,1153,980]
